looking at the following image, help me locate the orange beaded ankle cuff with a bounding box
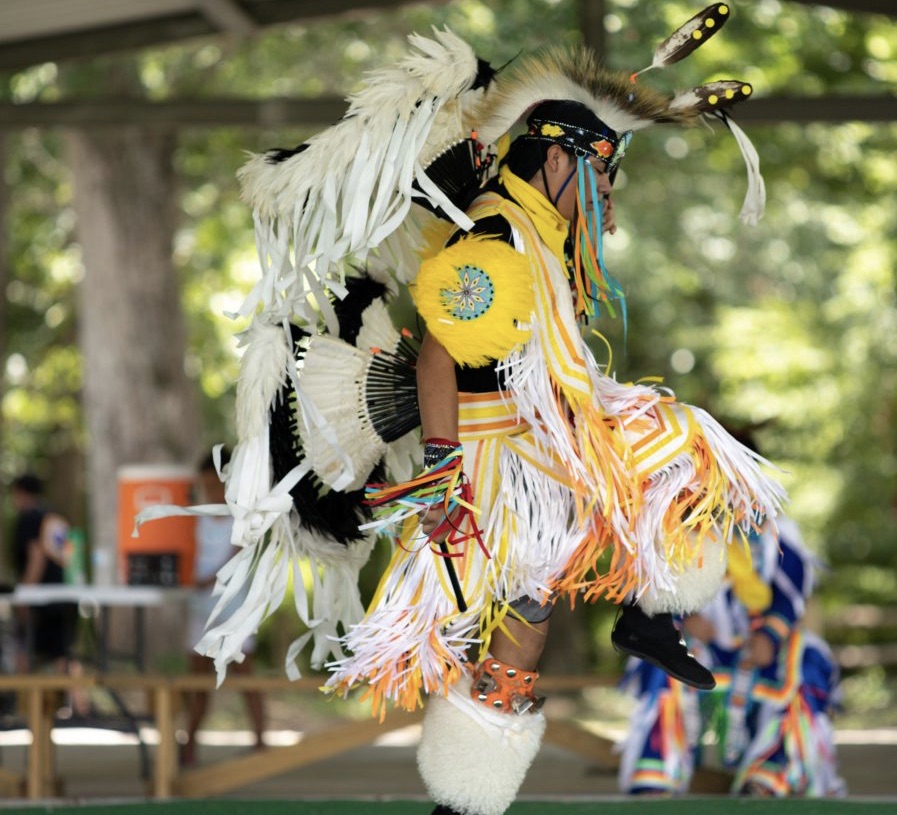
[470,656,545,715]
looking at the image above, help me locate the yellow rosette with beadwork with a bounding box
[411,235,533,367]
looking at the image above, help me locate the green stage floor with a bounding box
[1,799,895,815]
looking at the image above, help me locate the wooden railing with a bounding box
[822,604,897,669]
[0,673,631,800]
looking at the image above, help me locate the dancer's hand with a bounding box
[420,503,462,543]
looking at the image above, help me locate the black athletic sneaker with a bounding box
[611,603,716,690]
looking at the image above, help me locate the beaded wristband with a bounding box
[423,437,461,469]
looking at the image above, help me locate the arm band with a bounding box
[423,437,461,469]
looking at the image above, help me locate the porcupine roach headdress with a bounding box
[183,6,766,683]
[480,2,762,221]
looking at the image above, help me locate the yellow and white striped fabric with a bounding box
[468,171,594,404]
[625,401,698,481]
[457,391,527,441]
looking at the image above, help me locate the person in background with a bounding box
[9,473,88,716]
[181,449,266,767]
[617,460,846,797]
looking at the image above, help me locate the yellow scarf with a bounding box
[498,166,569,264]
[468,175,592,402]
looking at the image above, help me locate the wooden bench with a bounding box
[0,672,626,799]
[0,674,99,799]
[157,674,730,797]
[0,671,727,799]
[168,675,422,798]
[167,674,626,799]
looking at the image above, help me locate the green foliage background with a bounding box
[2,0,896,712]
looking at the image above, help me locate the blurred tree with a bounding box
[56,59,202,583]
[0,126,7,569]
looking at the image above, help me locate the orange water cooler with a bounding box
[117,464,196,587]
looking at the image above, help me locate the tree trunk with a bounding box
[0,132,7,578]
[65,126,200,585]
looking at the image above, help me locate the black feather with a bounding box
[472,58,497,91]
[649,3,732,69]
[366,344,421,442]
[414,138,495,222]
[265,143,311,164]
[333,273,389,346]
[268,323,374,546]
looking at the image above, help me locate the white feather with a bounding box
[297,334,386,491]
[234,320,293,439]
[234,29,486,335]
[723,114,767,226]
[356,299,401,352]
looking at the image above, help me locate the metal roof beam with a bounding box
[0,13,210,71]
[0,94,894,130]
[196,0,258,36]
[735,94,897,124]
[786,0,897,16]
[0,0,428,72]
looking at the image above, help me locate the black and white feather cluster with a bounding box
[268,275,421,544]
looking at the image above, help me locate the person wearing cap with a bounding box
[8,473,89,717]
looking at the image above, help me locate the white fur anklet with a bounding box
[417,675,546,815]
